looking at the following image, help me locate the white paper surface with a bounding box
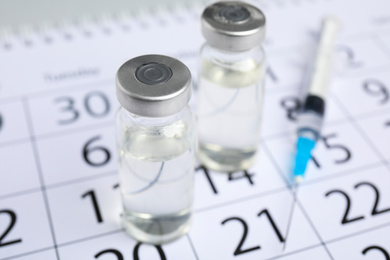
[1,0,390,259]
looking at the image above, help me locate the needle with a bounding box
[282,184,299,252]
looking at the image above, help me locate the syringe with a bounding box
[283,17,341,252]
[294,17,340,183]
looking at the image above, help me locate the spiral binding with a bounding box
[0,0,328,51]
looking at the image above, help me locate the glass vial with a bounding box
[197,1,267,172]
[115,55,196,244]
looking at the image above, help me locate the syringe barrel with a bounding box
[307,17,340,99]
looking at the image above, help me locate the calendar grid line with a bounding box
[262,107,390,142]
[0,122,116,150]
[0,187,42,201]
[281,186,298,254]
[348,119,390,173]
[264,244,324,260]
[45,170,117,190]
[261,140,335,260]
[264,85,301,94]
[1,72,386,260]
[186,234,200,260]
[32,121,114,141]
[270,62,390,85]
[0,96,23,105]
[292,162,384,188]
[0,79,112,103]
[261,76,390,256]
[336,31,374,41]
[194,186,287,214]
[264,28,387,55]
[373,33,390,59]
[329,94,389,167]
[0,36,388,104]
[0,80,295,104]
[349,108,390,121]
[2,2,390,257]
[1,157,383,212]
[262,117,354,141]
[0,170,117,202]
[1,103,384,258]
[261,129,385,188]
[265,43,312,55]
[21,216,390,260]
[336,63,390,79]
[57,229,124,248]
[1,246,54,260]
[261,138,300,187]
[6,101,387,151]
[0,138,30,148]
[21,97,60,260]
[325,220,390,246]
[295,201,335,260]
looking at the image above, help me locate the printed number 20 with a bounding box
[95,243,166,260]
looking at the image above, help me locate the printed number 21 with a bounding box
[221,209,284,256]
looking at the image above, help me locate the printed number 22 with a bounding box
[0,210,22,247]
[325,182,390,225]
[362,246,390,259]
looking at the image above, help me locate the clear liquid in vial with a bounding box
[198,58,264,172]
[118,120,194,244]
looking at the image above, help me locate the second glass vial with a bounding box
[115,55,196,244]
[197,1,267,172]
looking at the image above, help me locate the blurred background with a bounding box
[0,0,198,30]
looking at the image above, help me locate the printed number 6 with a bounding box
[83,136,111,167]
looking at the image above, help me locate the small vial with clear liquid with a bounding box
[197,1,267,172]
[115,55,196,244]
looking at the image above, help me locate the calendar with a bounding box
[1,0,390,259]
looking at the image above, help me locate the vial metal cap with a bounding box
[201,1,266,51]
[116,55,192,117]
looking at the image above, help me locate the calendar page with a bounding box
[1,0,390,259]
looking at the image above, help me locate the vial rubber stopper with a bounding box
[116,54,192,117]
[201,1,266,51]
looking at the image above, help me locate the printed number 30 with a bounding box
[55,91,110,125]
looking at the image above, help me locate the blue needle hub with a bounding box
[294,136,316,183]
